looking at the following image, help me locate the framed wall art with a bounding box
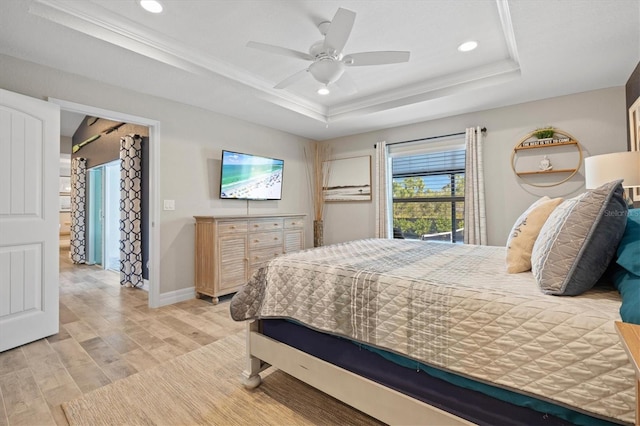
[323,155,371,202]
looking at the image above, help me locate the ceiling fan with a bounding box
[247,7,410,94]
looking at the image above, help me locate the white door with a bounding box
[0,88,60,352]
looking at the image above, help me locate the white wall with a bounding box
[322,87,628,246]
[0,54,315,296]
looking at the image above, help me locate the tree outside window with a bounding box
[391,149,465,243]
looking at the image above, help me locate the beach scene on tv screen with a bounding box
[220,152,283,199]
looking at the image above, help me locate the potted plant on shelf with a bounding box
[534,126,555,144]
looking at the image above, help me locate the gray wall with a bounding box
[0,54,315,297]
[71,117,149,169]
[321,87,628,247]
[60,136,72,155]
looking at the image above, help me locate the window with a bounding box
[391,148,465,243]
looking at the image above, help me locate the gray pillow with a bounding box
[531,180,627,296]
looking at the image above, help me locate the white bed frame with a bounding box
[241,320,474,426]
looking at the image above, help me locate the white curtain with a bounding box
[69,157,87,264]
[374,141,390,238]
[120,135,143,288]
[463,127,487,245]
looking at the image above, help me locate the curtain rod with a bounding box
[375,127,487,148]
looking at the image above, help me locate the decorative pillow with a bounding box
[531,180,628,296]
[616,208,640,275]
[610,264,640,325]
[506,196,563,273]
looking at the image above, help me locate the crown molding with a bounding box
[30,0,521,126]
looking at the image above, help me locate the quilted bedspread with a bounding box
[230,239,635,424]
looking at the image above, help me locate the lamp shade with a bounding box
[584,151,640,189]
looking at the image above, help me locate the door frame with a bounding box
[50,98,161,308]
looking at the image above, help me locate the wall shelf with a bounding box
[516,168,576,176]
[513,140,578,151]
[511,129,582,187]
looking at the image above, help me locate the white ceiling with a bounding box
[1,0,638,140]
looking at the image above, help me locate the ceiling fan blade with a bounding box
[274,68,309,89]
[323,8,356,54]
[333,72,358,95]
[343,51,410,66]
[247,41,314,61]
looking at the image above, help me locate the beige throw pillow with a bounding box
[506,196,563,273]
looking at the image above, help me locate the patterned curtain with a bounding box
[374,141,390,238]
[463,127,487,245]
[120,135,143,287]
[69,158,87,263]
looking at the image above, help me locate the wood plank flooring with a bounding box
[0,248,243,425]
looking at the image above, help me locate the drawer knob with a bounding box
[254,239,259,243]
[274,237,279,240]
[254,224,259,228]
[230,226,236,229]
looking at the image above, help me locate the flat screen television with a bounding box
[219,150,284,200]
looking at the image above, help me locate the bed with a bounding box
[230,183,638,426]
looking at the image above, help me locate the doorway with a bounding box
[52,97,161,308]
[87,160,120,271]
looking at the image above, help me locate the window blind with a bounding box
[392,149,466,177]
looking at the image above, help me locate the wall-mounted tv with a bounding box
[219,150,284,200]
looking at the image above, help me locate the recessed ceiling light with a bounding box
[458,41,478,52]
[139,0,163,13]
[317,87,330,95]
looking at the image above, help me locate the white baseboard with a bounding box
[157,286,196,307]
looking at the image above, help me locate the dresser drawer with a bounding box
[284,217,304,229]
[249,231,283,249]
[218,220,248,234]
[248,246,283,266]
[249,219,283,232]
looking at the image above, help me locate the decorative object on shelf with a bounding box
[511,128,582,187]
[585,150,640,207]
[305,142,332,246]
[534,126,555,140]
[539,155,553,171]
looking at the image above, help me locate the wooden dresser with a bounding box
[193,214,305,303]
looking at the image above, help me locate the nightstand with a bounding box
[615,321,640,426]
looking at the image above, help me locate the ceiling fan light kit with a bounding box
[309,59,346,85]
[247,7,410,93]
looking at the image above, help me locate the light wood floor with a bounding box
[0,247,244,425]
